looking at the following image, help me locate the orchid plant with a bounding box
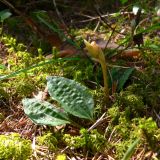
[84,40,109,103]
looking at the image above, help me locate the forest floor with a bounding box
[0,1,160,159]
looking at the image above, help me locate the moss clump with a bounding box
[36,132,58,151]
[0,87,9,99]
[56,154,66,160]
[114,91,144,119]
[63,128,106,153]
[107,105,160,159]
[107,106,120,124]
[134,117,160,153]
[0,133,32,160]
[118,91,144,110]
[0,35,64,99]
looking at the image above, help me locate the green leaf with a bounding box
[109,67,134,91]
[22,98,71,126]
[122,138,140,160]
[47,76,94,120]
[118,68,134,91]
[0,10,12,22]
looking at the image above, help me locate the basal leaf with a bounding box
[47,76,94,120]
[0,10,12,22]
[109,67,134,91]
[118,68,134,91]
[22,98,70,126]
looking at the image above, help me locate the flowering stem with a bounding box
[84,40,109,103]
[100,59,109,103]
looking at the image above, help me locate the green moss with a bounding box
[36,132,58,151]
[0,133,32,160]
[0,35,64,99]
[15,78,36,97]
[115,139,137,159]
[63,128,106,153]
[106,110,160,159]
[136,117,158,134]
[56,154,66,160]
[65,60,94,83]
[107,106,120,124]
[134,117,160,152]
[0,87,9,99]
[114,91,145,119]
[118,91,144,110]
[63,133,86,149]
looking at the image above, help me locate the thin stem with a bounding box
[100,60,109,103]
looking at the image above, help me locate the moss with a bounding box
[114,139,137,159]
[56,154,66,160]
[114,91,145,119]
[119,91,144,109]
[106,113,160,159]
[136,117,158,134]
[0,133,32,160]
[107,106,120,124]
[36,132,58,151]
[134,117,160,153]
[16,78,36,97]
[0,35,64,99]
[63,129,106,153]
[0,87,9,99]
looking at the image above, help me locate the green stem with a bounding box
[100,60,109,103]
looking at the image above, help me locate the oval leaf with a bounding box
[47,76,94,120]
[22,98,70,126]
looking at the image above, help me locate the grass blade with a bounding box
[122,138,140,160]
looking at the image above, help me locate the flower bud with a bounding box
[84,40,104,62]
